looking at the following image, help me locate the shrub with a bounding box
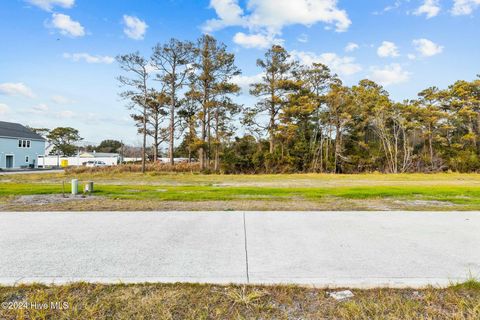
[65,162,201,174]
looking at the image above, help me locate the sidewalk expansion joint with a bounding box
[242,212,250,284]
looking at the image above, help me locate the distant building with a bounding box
[157,157,190,163]
[0,121,46,169]
[38,151,121,167]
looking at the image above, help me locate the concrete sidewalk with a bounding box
[0,211,479,288]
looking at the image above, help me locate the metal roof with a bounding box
[80,152,120,158]
[0,121,46,141]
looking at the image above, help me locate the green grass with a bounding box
[3,172,480,210]
[2,182,480,203]
[1,281,479,319]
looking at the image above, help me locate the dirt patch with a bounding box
[11,194,101,206]
[1,199,328,211]
[0,197,466,212]
[393,200,455,207]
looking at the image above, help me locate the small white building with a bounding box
[38,152,121,167]
[157,157,190,163]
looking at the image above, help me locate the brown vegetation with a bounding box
[65,162,200,174]
[1,282,479,319]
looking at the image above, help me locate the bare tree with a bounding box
[371,103,414,173]
[146,90,169,161]
[117,52,151,173]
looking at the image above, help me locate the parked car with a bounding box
[84,160,107,167]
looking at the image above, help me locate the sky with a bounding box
[0,0,479,145]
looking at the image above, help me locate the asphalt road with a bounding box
[0,211,479,288]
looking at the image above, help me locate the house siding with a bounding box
[0,137,45,169]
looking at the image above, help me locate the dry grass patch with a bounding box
[1,282,479,319]
[4,172,480,188]
[0,197,467,212]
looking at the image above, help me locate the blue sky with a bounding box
[0,0,479,144]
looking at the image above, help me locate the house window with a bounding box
[25,156,29,163]
[17,140,32,148]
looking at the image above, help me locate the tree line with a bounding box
[30,127,132,157]
[117,36,480,174]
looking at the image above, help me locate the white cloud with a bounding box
[345,42,359,52]
[452,0,480,15]
[374,0,403,15]
[0,103,10,115]
[63,53,115,64]
[32,103,49,113]
[233,32,281,49]
[51,95,75,104]
[407,53,417,60]
[50,13,85,37]
[26,0,74,11]
[0,83,35,98]
[122,15,148,40]
[145,64,158,74]
[204,0,245,31]
[377,41,400,58]
[414,0,441,18]
[297,33,309,43]
[232,73,264,93]
[30,103,75,119]
[203,0,351,48]
[59,110,75,118]
[291,50,362,76]
[412,38,444,57]
[368,63,410,86]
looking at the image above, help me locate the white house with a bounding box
[0,121,46,169]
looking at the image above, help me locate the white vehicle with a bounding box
[85,160,107,167]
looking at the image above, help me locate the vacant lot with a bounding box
[1,281,479,319]
[2,172,480,211]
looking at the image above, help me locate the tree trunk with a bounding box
[269,70,276,154]
[214,105,220,172]
[169,97,175,165]
[476,112,480,155]
[429,127,434,171]
[169,64,176,166]
[269,112,275,154]
[153,136,158,162]
[199,104,207,170]
[152,112,159,162]
[319,135,324,173]
[206,106,211,170]
[334,124,342,174]
[214,146,219,171]
[142,107,147,173]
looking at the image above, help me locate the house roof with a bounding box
[0,121,46,141]
[80,152,120,158]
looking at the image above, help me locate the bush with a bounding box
[65,162,201,174]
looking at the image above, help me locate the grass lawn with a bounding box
[1,281,479,319]
[2,172,480,211]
